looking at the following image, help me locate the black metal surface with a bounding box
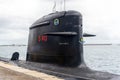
[11,52,19,61]
[83,33,96,37]
[27,10,83,67]
[14,60,120,80]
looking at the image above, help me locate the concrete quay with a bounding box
[0,61,63,80]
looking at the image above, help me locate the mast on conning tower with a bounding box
[52,0,66,12]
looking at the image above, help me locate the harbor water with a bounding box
[0,45,120,75]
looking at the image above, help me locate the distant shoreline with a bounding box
[84,44,113,46]
[0,44,119,46]
[0,45,27,46]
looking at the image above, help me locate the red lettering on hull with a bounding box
[38,35,48,42]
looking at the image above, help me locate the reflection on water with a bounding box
[0,45,120,75]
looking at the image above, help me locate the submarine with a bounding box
[1,0,120,80]
[26,10,95,67]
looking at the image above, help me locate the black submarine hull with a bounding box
[27,11,83,67]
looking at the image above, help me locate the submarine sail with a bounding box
[27,10,84,67]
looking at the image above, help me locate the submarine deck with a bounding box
[0,57,120,80]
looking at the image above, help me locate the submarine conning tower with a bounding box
[27,10,84,67]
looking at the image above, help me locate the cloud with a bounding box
[0,28,29,45]
[0,16,31,44]
[0,0,54,17]
[69,0,120,43]
[0,17,11,27]
[0,0,120,44]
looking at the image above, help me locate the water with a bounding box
[0,45,120,75]
[84,45,120,75]
[0,46,27,60]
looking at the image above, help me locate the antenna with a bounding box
[64,0,66,11]
[52,0,56,12]
[52,0,66,12]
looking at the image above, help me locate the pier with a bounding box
[0,61,63,80]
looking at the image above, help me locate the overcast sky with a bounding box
[0,0,120,44]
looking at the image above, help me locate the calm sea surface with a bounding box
[0,45,120,75]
